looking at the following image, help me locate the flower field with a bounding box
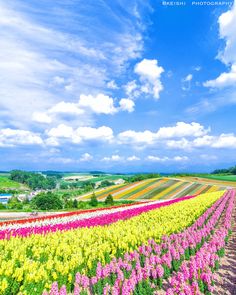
[79,177,226,201]
[1,189,235,295]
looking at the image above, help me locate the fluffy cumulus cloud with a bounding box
[134,59,164,99]
[119,98,135,113]
[204,3,236,88]
[46,125,114,145]
[167,134,236,150]
[156,122,209,139]
[0,128,43,147]
[204,64,236,88]
[78,94,117,115]
[118,122,210,145]
[32,93,134,124]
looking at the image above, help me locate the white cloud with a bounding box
[46,125,114,145]
[182,74,193,91]
[173,156,189,161]
[203,64,236,88]
[203,3,236,88]
[194,66,201,71]
[80,153,93,162]
[102,155,123,162]
[119,98,135,113]
[167,133,236,150]
[124,80,140,98]
[49,101,84,115]
[183,74,193,82]
[76,126,114,142]
[146,155,188,162]
[78,94,117,115]
[32,93,135,125]
[118,122,209,146]
[32,112,52,124]
[47,124,74,139]
[127,155,140,161]
[134,59,164,99]
[166,138,191,150]
[156,122,209,139]
[146,155,169,162]
[107,80,119,89]
[118,130,156,145]
[0,128,43,147]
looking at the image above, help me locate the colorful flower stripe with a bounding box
[113,179,159,200]
[0,200,147,227]
[152,180,184,200]
[162,181,190,200]
[0,195,195,239]
[117,179,161,200]
[44,190,231,295]
[0,192,224,295]
[128,178,170,200]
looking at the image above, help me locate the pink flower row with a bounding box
[0,195,194,240]
[167,189,235,295]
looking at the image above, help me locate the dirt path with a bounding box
[213,199,236,295]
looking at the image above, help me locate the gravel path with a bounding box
[213,199,236,295]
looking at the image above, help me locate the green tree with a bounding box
[89,192,98,207]
[104,194,114,206]
[73,199,78,208]
[31,192,63,210]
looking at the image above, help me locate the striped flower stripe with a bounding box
[118,179,160,200]
[128,178,168,200]
[112,178,158,200]
[155,180,188,200]
[160,181,190,200]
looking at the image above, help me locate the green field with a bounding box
[0,176,26,189]
[198,174,236,182]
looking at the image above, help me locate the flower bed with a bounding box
[0,191,225,294]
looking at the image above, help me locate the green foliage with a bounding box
[31,192,63,210]
[104,194,114,206]
[212,165,236,175]
[73,199,78,208]
[7,196,23,209]
[0,203,6,209]
[10,170,57,190]
[99,180,114,188]
[125,173,160,183]
[89,192,98,207]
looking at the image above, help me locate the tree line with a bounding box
[9,170,57,190]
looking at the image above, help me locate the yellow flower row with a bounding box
[0,191,224,294]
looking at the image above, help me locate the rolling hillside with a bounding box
[0,176,28,190]
[77,177,228,201]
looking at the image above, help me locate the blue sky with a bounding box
[0,0,236,172]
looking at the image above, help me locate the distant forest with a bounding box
[211,165,236,175]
